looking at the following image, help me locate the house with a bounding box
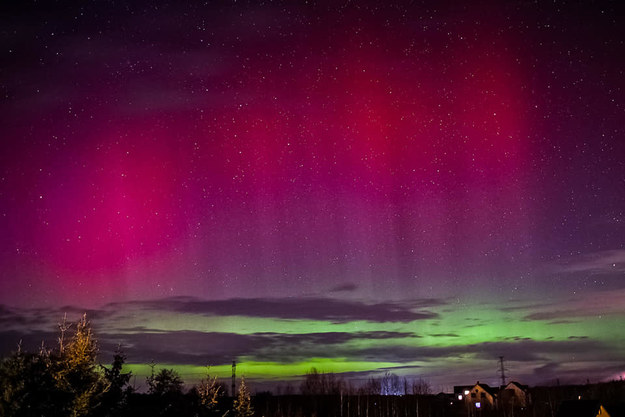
[556,400,610,417]
[455,382,498,410]
[469,382,498,409]
[500,381,530,409]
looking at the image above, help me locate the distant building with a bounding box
[500,381,530,409]
[470,382,498,409]
[455,382,498,411]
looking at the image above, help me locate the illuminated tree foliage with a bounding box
[234,377,254,417]
[0,314,131,417]
[197,367,222,410]
[53,314,107,417]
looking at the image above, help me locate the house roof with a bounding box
[474,383,497,396]
[555,400,604,417]
[505,381,529,391]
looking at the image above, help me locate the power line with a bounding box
[232,360,237,397]
[498,356,507,387]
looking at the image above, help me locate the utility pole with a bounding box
[498,356,507,387]
[232,360,237,397]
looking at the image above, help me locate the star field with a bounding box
[1,1,624,389]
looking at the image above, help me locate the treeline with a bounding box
[255,367,442,417]
[299,367,433,397]
[0,314,251,417]
[254,392,454,417]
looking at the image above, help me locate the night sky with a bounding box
[1,1,624,391]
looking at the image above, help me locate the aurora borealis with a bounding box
[1,1,624,391]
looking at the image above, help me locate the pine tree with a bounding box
[98,347,132,416]
[0,347,61,416]
[197,367,222,410]
[147,368,184,396]
[54,314,107,417]
[233,376,254,417]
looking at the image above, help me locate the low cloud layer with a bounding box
[107,295,443,323]
[0,293,623,388]
[500,288,625,322]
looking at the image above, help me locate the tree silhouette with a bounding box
[0,347,63,416]
[147,368,184,396]
[300,367,344,395]
[411,377,432,395]
[97,347,132,416]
